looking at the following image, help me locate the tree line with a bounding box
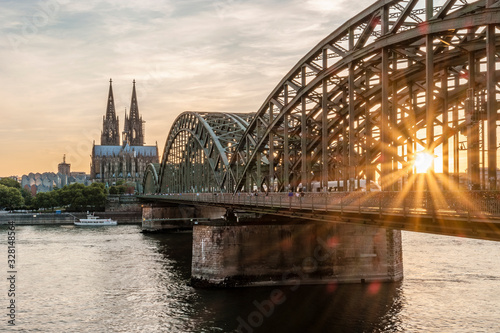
[0,178,108,212]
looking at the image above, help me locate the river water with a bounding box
[1,224,499,332]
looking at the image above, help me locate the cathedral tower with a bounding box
[91,79,158,189]
[123,80,144,146]
[100,79,120,145]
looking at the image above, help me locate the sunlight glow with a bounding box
[414,152,434,173]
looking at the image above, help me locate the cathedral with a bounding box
[90,79,159,190]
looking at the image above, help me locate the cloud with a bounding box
[0,0,372,176]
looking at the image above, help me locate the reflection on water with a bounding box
[1,225,499,332]
[144,231,405,333]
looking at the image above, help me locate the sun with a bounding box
[414,151,434,173]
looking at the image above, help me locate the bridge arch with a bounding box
[147,0,500,195]
[143,163,160,194]
[157,112,254,193]
[222,0,500,193]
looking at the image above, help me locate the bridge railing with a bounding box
[146,191,500,220]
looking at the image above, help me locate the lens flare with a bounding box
[414,151,434,173]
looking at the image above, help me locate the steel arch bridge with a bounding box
[144,112,255,194]
[144,0,500,196]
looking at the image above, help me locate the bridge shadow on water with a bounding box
[145,231,404,333]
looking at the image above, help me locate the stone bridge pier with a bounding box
[141,204,403,287]
[191,221,403,287]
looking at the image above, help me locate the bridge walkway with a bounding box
[138,191,500,241]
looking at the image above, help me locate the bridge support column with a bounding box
[191,222,403,287]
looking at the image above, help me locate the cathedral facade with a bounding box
[90,79,159,190]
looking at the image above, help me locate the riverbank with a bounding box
[0,211,141,225]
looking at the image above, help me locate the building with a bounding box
[20,156,90,194]
[58,155,71,176]
[90,79,159,191]
[21,172,90,195]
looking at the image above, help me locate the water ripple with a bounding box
[1,225,499,332]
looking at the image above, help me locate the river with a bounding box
[1,224,499,332]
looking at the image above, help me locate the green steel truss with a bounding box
[145,0,500,194]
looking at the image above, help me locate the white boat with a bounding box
[74,213,117,226]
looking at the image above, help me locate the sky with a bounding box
[0,0,372,177]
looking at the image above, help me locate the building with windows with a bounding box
[90,79,159,191]
[21,155,90,194]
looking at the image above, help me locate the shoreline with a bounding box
[0,212,142,225]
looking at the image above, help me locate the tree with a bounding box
[109,184,127,194]
[33,192,57,210]
[21,187,33,208]
[83,183,107,210]
[59,183,85,211]
[0,178,21,189]
[52,182,107,211]
[0,184,24,210]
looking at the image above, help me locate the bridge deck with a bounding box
[138,192,500,242]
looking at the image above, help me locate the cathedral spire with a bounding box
[123,79,144,146]
[129,79,139,122]
[101,78,120,145]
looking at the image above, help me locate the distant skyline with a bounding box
[0,0,370,177]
